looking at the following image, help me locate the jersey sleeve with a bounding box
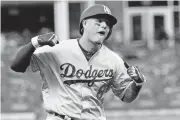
[26,46,52,72]
[111,56,133,100]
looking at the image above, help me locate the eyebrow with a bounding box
[97,18,110,26]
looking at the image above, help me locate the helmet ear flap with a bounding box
[105,28,112,40]
[79,19,86,35]
[80,27,84,35]
[79,22,83,35]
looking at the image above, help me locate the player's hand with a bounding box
[124,62,145,84]
[31,32,59,48]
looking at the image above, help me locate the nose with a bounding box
[100,21,108,29]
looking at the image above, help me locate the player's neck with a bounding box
[79,36,101,53]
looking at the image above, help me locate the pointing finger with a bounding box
[124,62,130,69]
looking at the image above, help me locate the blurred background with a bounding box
[1,0,180,120]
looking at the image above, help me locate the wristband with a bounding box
[134,81,144,86]
[31,36,39,49]
[134,74,146,86]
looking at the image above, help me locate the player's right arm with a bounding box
[11,32,59,73]
[11,42,35,72]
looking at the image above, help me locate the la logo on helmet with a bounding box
[103,5,111,14]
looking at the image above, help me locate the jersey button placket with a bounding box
[80,84,86,119]
[81,64,90,112]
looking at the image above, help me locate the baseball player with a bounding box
[11,4,146,120]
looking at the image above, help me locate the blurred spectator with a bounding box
[34,95,46,120]
[175,28,180,43]
[71,29,81,38]
[6,31,24,47]
[175,28,180,56]
[113,29,123,44]
[22,28,32,44]
[1,33,6,53]
[1,33,6,68]
[157,26,169,49]
[38,27,52,35]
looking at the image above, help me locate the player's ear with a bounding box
[82,20,87,28]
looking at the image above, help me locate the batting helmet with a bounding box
[79,4,117,39]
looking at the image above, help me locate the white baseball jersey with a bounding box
[28,39,132,120]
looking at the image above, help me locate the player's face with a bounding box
[83,17,111,45]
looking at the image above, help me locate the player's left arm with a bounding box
[121,62,146,103]
[111,61,146,103]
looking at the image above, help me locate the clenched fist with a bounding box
[124,62,145,86]
[31,32,59,48]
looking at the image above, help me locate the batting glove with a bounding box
[124,62,146,86]
[31,32,59,49]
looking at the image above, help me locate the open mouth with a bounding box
[98,31,106,36]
